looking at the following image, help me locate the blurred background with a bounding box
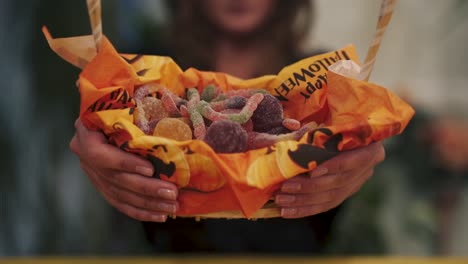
[1,0,467,256]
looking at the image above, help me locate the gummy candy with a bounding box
[133,96,171,134]
[266,126,291,135]
[133,84,152,101]
[247,122,318,149]
[221,109,253,132]
[251,94,283,132]
[204,120,248,153]
[176,117,193,128]
[159,87,187,106]
[133,104,151,134]
[180,104,190,117]
[210,96,247,111]
[282,118,301,131]
[201,84,221,102]
[153,118,193,141]
[198,93,264,124]
[134,84,317,152]
[161,90,182,117]
[187,88,206,139]
[142,97,170,121]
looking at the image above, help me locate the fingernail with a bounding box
[276,195,295,204]
[158,188,177,200]
[136,166,154,177]
[281,208,297,217]
[159,202,177,214]
[151,214,167,222]
[310,167,328,178]
[281,183,301,192]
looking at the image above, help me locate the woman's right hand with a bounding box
[70,119,179,222]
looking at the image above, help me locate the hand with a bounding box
[70,119,179,222]
[275,142,385,218]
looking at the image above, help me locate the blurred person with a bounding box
[428,118,468,172]
[70,0,385,254]
[426,117,468,254]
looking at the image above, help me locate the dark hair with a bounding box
[164,0,314,76]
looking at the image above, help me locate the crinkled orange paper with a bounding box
[45,31,414,218]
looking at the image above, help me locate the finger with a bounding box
[81,163,168,222]
[75,119,155,177]
[280,165,370,194]
[276,167,374,207]
[281,155,375,194]
[80,161,108,194]
[74,117,82,130]
[280,200,341,219]
[75,118,104,144]
[103,169,178,200]
[346,177,366,198]
[344,167,375,198]
[109,199,168,222]
[69,134,80,155]
[276,187,349,207]
[108,184,178,214]
[309,142,385,177]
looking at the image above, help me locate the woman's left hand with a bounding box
[276,142,385,218]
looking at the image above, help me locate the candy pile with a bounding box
[133,84,317,153]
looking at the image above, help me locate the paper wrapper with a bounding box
[43,22,414,218]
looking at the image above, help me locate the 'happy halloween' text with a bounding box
[274,50,350,102]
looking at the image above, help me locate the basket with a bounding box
[43,0,414,219]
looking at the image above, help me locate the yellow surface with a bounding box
[1,257,467,264]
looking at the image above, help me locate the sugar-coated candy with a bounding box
[210,96,247,111]
[282,118,301,131]
[134,97,171,134]
[247,121,318,149]
[221,109,253,132]
[198,93,264,124]
[204,120,248,153]
[133,104,151,134]
[159,87,187,106]
[201,84,220,102]
[187,88,206,139]
[142,97,170,121]
[266,126,291,135]
[148,117,193,135]
[226,96,247,109]
[133,84,155,101]
[251,94,283,132]
[153,118,193,141]
[211,93,228,102]
[134,84,317,152]
[180,104,190,117]
[148,118,159,133]
[176,117,193,128]
[133,84,171,134]
[161,90,182,117]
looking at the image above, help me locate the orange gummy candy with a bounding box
[153,118,193,141]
